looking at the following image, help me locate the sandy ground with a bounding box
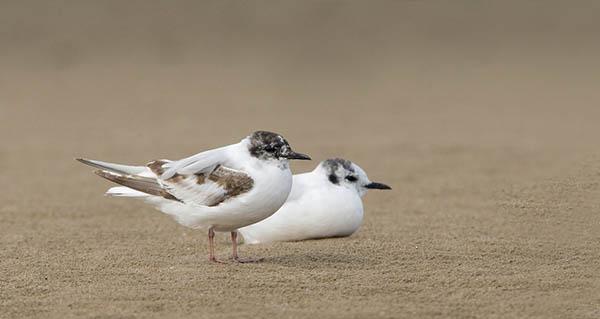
[1,2,600,318]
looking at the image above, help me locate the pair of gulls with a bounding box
[78,131,390,263]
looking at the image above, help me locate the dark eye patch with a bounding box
[264,145,276,153]
[345,176,358,182]
[328,174,339,184]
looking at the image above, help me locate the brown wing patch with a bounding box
[190,165,254,206]
[147,161,253,207]
[207,165,254,199]
[148,160,185,183]
[147,160,168,175]
[95,170,180,202]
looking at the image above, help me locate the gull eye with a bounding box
[264,145,276,153]
[345,176,358,182]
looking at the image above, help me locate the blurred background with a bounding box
[2,1,600,318]
[2,1,600,154]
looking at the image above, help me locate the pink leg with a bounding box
[231,231,263,263]
[208,227,223,263]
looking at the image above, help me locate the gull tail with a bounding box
[76,157,179,201]
[105,186,149,197]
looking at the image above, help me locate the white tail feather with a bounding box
[106,186,149,197]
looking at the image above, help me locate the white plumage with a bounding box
[239,158,391,244]
[78,131,311,262]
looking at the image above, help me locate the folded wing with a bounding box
[79,151,254,207]
[159,145,233,179]
[148,160,254,207]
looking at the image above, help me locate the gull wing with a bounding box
[79,143,251,207]
[159,144,234,179]
[148,160,254,207]
[94,169,179,201]
[76,158,147,175]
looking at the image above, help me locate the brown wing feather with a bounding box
[94,170,180,201]
[147,159,169,176]
[147,160,254,207]
[206,165,254,200]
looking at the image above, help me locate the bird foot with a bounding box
[209,256,226,264]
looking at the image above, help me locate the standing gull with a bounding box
[239,158,390,244]
[77,131,310,262]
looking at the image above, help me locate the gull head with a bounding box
[247,131,311,162]
[319,158,391,196]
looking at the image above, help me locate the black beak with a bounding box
[284,151,311,160]
[365,182,391,190]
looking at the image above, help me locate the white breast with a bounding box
[239,173,364,244]
[146,160,293,232]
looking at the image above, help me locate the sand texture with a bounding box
[1,1,600,318]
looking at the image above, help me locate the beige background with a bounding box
[1,1,599,318]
